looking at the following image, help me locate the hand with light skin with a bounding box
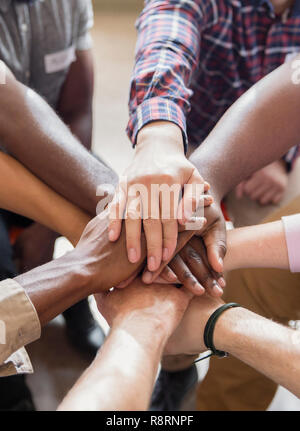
[235,160,288,205]
[108,121,209,273]
[164,292,300,399]
[58,280,192,411]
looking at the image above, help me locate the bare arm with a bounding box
[166,294,300,399]
[224,221,289,272]
[58,281,190,411]
[57,49,94,151]
[0,61,117,216]
[190,55,300,202]
[0,151,89,245]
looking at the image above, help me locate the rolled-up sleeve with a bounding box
[76,0,94,51]
[0,279,41,376]
[282,214,300,273]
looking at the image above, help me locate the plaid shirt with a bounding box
[127,0,300,169]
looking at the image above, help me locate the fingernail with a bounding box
[194,284,205,295]
[148,256,157,271]
[163,248,169,262]
[218,277,226,288]
[212,280,223,295]
[218,257,224,268]
[108,229,115,241]
[128,248,137,263]
[167,271,178,282]
[143,271,153,284]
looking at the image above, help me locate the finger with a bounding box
[202,212,227,274]
[248,183,270,201]
[235,181,246,199]
[243,176,268,197]
[272,192,284,205]
[168,254,205,295]
[160,184,179,262]
[187,238,224,297]
[141,183,163,271]
[108,184,127,242]
[125,193,142,263]
[259,189,278,205]
[142,228,197,284]
[177,170,208,226]
[158,265,178,283]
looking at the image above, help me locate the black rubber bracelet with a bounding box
[203,303,241,358]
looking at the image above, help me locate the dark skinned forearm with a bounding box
[0,62,117,216]
[189,57,300,201]
[57,50,94,151]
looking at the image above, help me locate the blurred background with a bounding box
[25,0,300,411]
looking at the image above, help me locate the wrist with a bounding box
[136,121,184,154]
[112,311,169,349]
[213,306,245,353]
[63,249,96,296]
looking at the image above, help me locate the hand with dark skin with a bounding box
[0,50,114,272]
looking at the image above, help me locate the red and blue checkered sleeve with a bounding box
[127,0,213,150]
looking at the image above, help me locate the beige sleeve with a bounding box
[0,279,41,376]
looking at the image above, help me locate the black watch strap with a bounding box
[203,302,241,358]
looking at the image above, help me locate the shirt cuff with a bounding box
[0,279,41,368]
[76,32,93,51]
[0,347,33,377]
[282,214,300,273]
[127,97,188,153]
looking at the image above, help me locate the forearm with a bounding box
[15,251,92,326]
[128,1,203,144]
[57,50,94,151]
[58,316,167,411]
[0,151,90,246]
[0,62,117,216]
[215,307,300,398]
[224,221,289,272]
[189,58,300,201]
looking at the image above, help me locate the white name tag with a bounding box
[44,46,76,74]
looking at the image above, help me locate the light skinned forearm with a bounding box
[0,151,90,246]
[189,57,300,201]
[214,307,300,398]
[58,316,168,411]
[224,221,289,272]
[0,62,117,216]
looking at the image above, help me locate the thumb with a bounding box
[203,219,227,274]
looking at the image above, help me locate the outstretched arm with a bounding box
[224,221,289,272]
[0,61,117,216]
[58,281,191,411]
[190,55,300,202]
[166,295,300,399]
[0,151,89,245]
